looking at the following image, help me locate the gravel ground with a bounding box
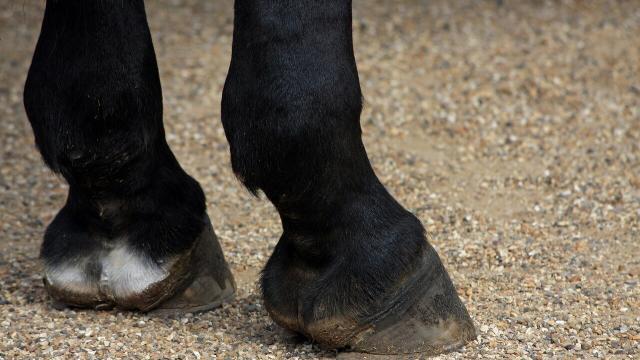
[1,0,639,358]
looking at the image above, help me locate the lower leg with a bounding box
[24,0,234,312]
[222,0,475,354]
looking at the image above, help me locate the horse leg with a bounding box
[24,0,234,313]
[222,0,475,355]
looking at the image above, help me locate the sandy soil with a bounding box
[1,0,639,358]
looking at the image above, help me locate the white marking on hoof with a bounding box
[101,242,171,298]
[45,260,98,295]
[44,238,177,302]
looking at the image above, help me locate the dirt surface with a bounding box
[1,0,639,358]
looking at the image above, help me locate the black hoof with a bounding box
[151,222,236,315]
[344,247,476,355]
[261,210,475,356]
[43,216,235,313]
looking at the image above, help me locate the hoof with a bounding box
[43,216,235,313]
[262,216,475,356]
[150,223,236,315]
[344,248,476,355]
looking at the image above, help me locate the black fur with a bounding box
[24,0,206,264]
[24,1,470,348]
[222,0,430,334]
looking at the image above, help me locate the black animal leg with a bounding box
[24,0,234,313]
[222,0,475,355]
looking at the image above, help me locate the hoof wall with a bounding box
[151,222,236,315]
[348,314,476,356]
[285,247,476,356]
[43,216,235,313]
[346,250,476,355]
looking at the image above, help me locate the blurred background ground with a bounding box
[1,0,639,358]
